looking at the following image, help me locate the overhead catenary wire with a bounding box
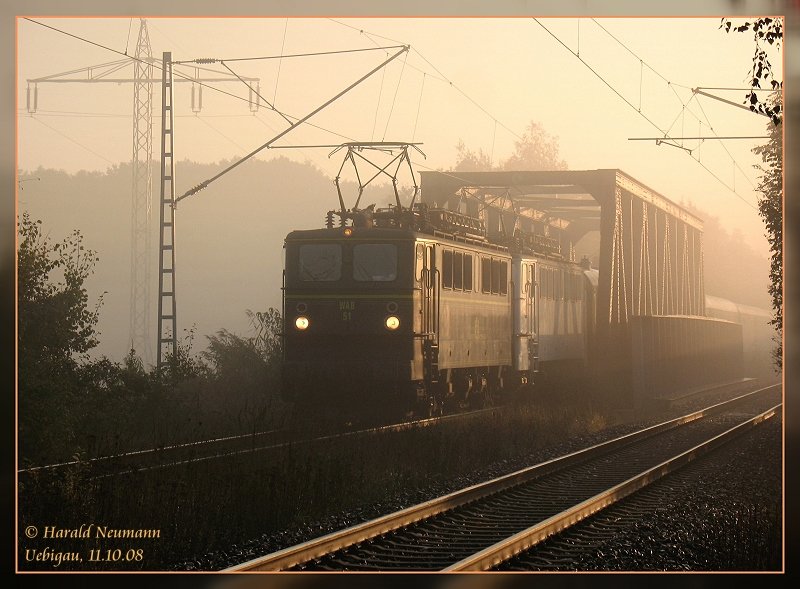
[327,18,523,143]
[693,97,758,191]
[23,18,283,115]
[28,115,116,165]
[382,49,409,141]
[218,60,292,125]
[124,18,133,55]
[273,18,289,106]
[22,18,411,197]
[590,17,762,193]
[192,114,250,152]
[22,18,383,164]
[175,44,410,203]
[411,73,426,143]
[26,16,764,211]
[371,65,387,141]
[24,19,388,142]
[533,18,758,211]
[173,45,405,64]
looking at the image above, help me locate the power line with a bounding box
[19,109,128,118]
[191,114,250,152]
[589,18,760,194]
[24,19,272,111]
[410,47,524,144]
[382,49,409,141]
[326,18,523,146]
[22,18,374,147]
[173,45,406,64]
[175,45,410,203]
[533,18,758,211]
[630,135,769,140]
[590,18,692,91]
[412,73,426,142]
[693,96,758,191]
[218,60,292,125]
[124,18,133,55]
[327,18,406,47]
[273,18,288,106]
[28,115,116,165]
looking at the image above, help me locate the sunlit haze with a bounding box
[16,16,781,362]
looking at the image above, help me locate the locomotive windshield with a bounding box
[299,244,342,281]
[353,244,397,282]
[296,242,398,282]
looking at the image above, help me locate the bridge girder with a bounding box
[420,169,705,326]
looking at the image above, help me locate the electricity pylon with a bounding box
[25,19,260,365]
[131,18,154,364]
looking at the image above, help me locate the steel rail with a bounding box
[23,405,501,478]
[446,403,781,571]
[93,406,499,477]
[225,384,779,572]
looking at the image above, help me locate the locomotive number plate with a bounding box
[339,300,355,321]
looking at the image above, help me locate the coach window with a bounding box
[453,251,464,290]
[353,244,397,281]
[554,269,559,300]
[556,269,563,300]
[299,244,342,281]
[442,249,453,289]
[481,257,491,293]
[464,254,473,291]
[544,268,552,299]
[490,259,507,295]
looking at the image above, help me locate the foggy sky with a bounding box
[13,12,784,363]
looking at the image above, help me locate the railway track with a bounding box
[226,383,781,572]
[18,406,500,478]
[495,414,782,571]
[20,377,764,478]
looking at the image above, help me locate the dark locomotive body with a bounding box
[282,226,418,413]
[282,205,594,418]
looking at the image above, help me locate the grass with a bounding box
[18,378,778,571]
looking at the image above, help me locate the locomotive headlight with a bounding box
[385,315,400,330]
[295,316,310,330]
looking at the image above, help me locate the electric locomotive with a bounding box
[281,203,592,419]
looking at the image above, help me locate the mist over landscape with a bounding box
[12,12,788,573]
[18,156,772,365]
[18,157,406,363]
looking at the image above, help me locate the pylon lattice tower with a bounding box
[131,19,154,364]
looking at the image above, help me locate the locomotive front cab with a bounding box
[282,227,417,414]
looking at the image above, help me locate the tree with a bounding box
[721,17,783,368]
[452,120,568,172]
[752,94,782,367]
[247,308,282,361]
[502,121,568,171]
[201,308,283,433]
[720,17,783,126]
[18,212,102,369]
[453,140,495,172]
[18,212,104,463]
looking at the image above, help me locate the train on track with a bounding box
[280,195,775,421]
[281,201,601,419]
